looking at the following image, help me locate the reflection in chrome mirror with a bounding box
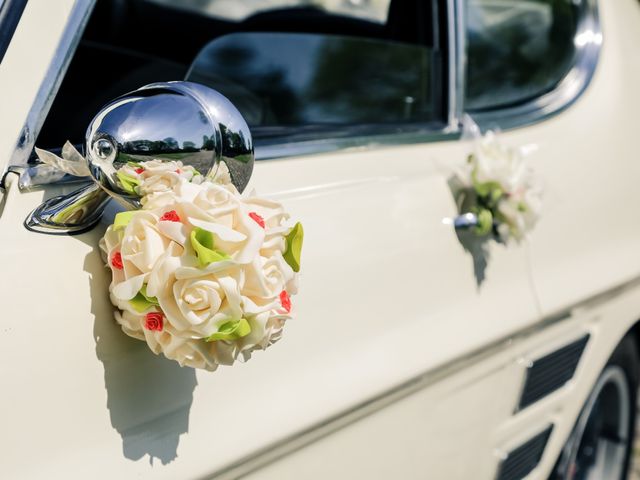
[26,82,254,235]
[86,81,254,208]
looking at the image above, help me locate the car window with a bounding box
[465,0,580,111]
[36,0,446,150]
[187,32,439,139]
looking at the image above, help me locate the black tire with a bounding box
[550,333,640,480]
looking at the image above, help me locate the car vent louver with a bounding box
[496,426,553,480]
[518,335,590,411]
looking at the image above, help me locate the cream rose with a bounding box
[243,253,295,299]
[157,270,244,338]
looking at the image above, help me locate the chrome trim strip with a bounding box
[206,272,640,479]
[8,0,96,168]
[471,0,602,131]
[254,127,459,161]
[446,0,465,131]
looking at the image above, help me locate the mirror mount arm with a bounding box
[24,183,111,235]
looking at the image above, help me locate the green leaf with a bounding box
[205,319,251,342]
[116,171,140,195]
[190,227,230,267]
[130,284,160,312]
[113,211,136,231]
[489,186,504,204]
[475,208,493,236]
[283,222,304,273]
[470,168,503,201]
[126,161,143,168]
[517,202,527,212]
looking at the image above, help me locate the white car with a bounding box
[1,0,639,479]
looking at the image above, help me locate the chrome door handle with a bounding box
[452,212,480,230]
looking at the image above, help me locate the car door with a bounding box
[0,0,542,478]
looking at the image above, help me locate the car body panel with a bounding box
[1,0,640,478]
[0,138,540,477]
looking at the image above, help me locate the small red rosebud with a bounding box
[145,312,164,331]
[279,290,291,313]
[175,168,182,174]
[111,251,123,270]
[249,211,265,228]
[160,210,181,222]
[135,167,144,174]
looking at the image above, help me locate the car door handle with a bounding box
[452,212,480,230]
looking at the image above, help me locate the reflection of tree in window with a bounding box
[466,0,578,111]
[305,40,432,124]
[193,44,301,126]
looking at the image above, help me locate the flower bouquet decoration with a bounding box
[98,161,303,371]
[451,116,543,243]
[32,82,305,371]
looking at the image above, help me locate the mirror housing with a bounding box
[25,82,254,234]
[86,81,254,208]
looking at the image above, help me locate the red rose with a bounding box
[111,251,123,270]
[249,211,265,228]
[279,290,291,313]
[135,167,144,174]
[160,210,181,222]
[145,312,164,331]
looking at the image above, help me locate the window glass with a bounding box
[37,0,444,149]
[187,33,438,137]
[465,0,580,111]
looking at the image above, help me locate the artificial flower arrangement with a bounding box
[98,160,303,371]
[35,145,303,371]
[451,117,543,242]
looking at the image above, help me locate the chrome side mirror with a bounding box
[25,81,254,234]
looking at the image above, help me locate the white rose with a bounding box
[175,202,264,278]
[110,211,170,304]
[114,310,145,340]
[142,323,222,371]
[192,182,240,223]
[120,211,169,274]
[153,257,244,338]
[242,194,290,256]
[243,253,295,299]
[141,179,202,210]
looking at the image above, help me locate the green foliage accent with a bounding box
[113,211,136,231]
[283,222,304,272]
[205,319,251,342]
[190,227,230,267]
[474,208,493,236]
[116,171,140,194]
[130,285,160,312]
